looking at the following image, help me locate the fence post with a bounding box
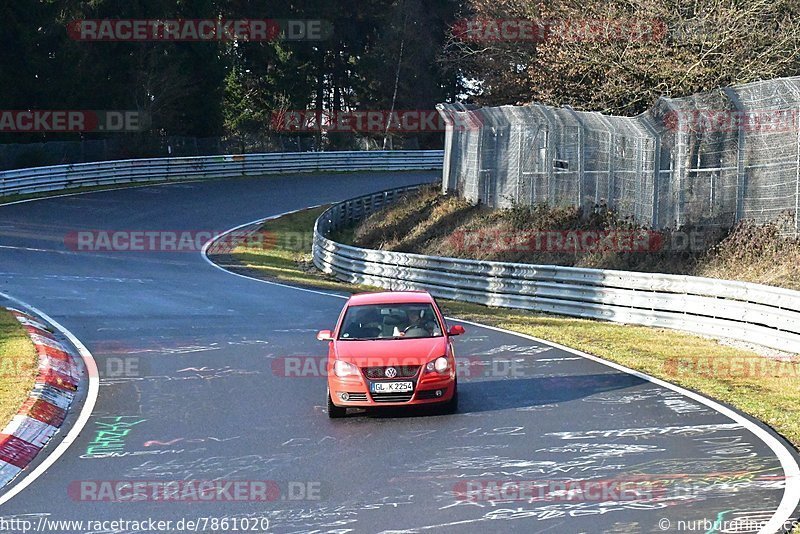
[473,114,484,205]
[635,136,643,219]
[659,98,685,227]
[593,113,616,210]
[795,106,800,235]
[789,86,800,236]
[536,106,558,205]
[480,128,490,205]
[493,127,502,206]
[436,104,455,194]
[516,125,523,202]
[723,88,746,223]
[443,121,453,194]
[564,106,586,208]
[638,116,661,227]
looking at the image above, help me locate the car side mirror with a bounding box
[317,329,333,341]
[448,325,465,336]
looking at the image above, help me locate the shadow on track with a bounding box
[336,372,645,419]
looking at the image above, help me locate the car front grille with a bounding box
[363,365,420,379]
[371,392,414,403]
[344,392,367,402]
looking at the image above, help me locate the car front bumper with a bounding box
[329,373,455,407]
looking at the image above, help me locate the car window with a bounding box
[338,303,443,340]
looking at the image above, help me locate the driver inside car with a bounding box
[401,308,434,337]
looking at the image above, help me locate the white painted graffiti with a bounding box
[534,443,664,459]
[547,423,742,440]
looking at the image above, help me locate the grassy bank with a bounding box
[218,206,800,450]
[0,308,38,428]
[351,186,800,290]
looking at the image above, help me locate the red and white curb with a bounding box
[0,308,82,486]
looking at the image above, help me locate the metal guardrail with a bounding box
[0,150,444,196]
[313,186,800,353]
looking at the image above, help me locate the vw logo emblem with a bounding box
[385,367,398,378]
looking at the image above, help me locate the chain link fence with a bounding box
[439,76,800,234]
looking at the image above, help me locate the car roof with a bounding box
[347,291,434,306]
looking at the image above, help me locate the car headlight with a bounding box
[333,360,359,378]
[426,356,450,373]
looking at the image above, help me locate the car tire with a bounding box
[327,387,346,419]
[442,381,458,414]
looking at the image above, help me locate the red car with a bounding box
[317,290,464,418]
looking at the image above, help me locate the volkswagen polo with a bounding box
[317,290,464,418]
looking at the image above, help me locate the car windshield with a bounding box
[337,303,443,340]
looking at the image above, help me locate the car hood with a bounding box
[333,337,448,367]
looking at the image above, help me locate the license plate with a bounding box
[371,381,413,393]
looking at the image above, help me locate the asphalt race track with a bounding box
[0,171,798,533]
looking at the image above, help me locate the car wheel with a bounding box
[327,387,346,419]
[442,381,458,414]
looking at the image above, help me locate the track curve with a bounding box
[0,171,798,534]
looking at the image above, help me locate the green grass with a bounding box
[0,308,38,427]
[213,206,374,292]
[219,207,800,450]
